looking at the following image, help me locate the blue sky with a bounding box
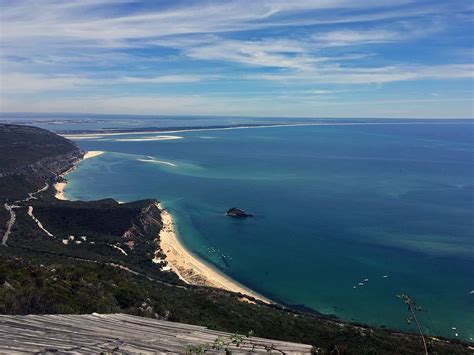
[0,0,473,118]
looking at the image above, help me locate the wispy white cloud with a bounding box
[184,39,317,70]
[119,75,206,84]
[0,73,215,93]
[312,20,444,47]
[2,93,472,118]
[249,64,474,84]
[315,29,403,46]
[1,62,472,95]
[0,73,95,93]
[0,0,459,49]
[0,0,472,117]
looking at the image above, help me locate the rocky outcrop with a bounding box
[121,201,163,259]
[122,202,162,240]
[226,207,253,217]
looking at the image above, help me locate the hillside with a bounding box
[0,123,78,171]
[0,124,471,354]
[0,124,82,203]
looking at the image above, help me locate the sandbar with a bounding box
[60,121,464,141]
[113,135,183,142]
[83,151,104,160]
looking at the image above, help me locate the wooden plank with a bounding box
[0,314,313,354]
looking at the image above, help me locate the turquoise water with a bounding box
[63,122,473,340]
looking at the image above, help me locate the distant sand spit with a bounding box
[54,151,104,200]
[157,203,270,304]
[83,151,104,160]
[114,135,183,142]
[61,121,471,140]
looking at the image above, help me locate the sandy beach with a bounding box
[157,203,271,304]
[54,150,104,200]
[53,150,270,303]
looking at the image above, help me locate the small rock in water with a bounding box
[226,207,254,217]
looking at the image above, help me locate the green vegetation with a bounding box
[2,257,471,354]
[0,123,77,171]
[185,331,286,354]
[0,124,81,204]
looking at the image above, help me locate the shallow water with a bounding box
[63,121,474,340]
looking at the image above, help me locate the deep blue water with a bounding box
[59,121,473,340]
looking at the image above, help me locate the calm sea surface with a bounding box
[60,121,473,339]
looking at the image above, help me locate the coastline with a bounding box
[54,150,104,200]
[53,151,270,304]
[61,123,324,138]
[157,203,271,304]
[59,121,472,140]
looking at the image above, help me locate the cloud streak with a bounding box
[0,73,95,93]
[0,0,472,117]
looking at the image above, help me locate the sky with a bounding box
[0,0,473,118]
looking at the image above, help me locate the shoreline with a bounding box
[53,152,270,304]
[54,150,104,200]
[157,203,271,304]
[60,121,473,140]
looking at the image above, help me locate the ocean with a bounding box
[47,119,473,340]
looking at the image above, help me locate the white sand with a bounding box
[60,121,462,141]
[54,182,68,200]
[53,150,268,303]
[83,151,104,159]
[54,151,104,200]
[157,203,270,304]
[114,135,183,142]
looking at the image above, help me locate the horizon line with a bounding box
[1,112,473,121]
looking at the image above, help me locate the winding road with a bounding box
[1,182,49,247]
[1,203,16,247]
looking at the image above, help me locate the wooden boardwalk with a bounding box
[0,313,313,354]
